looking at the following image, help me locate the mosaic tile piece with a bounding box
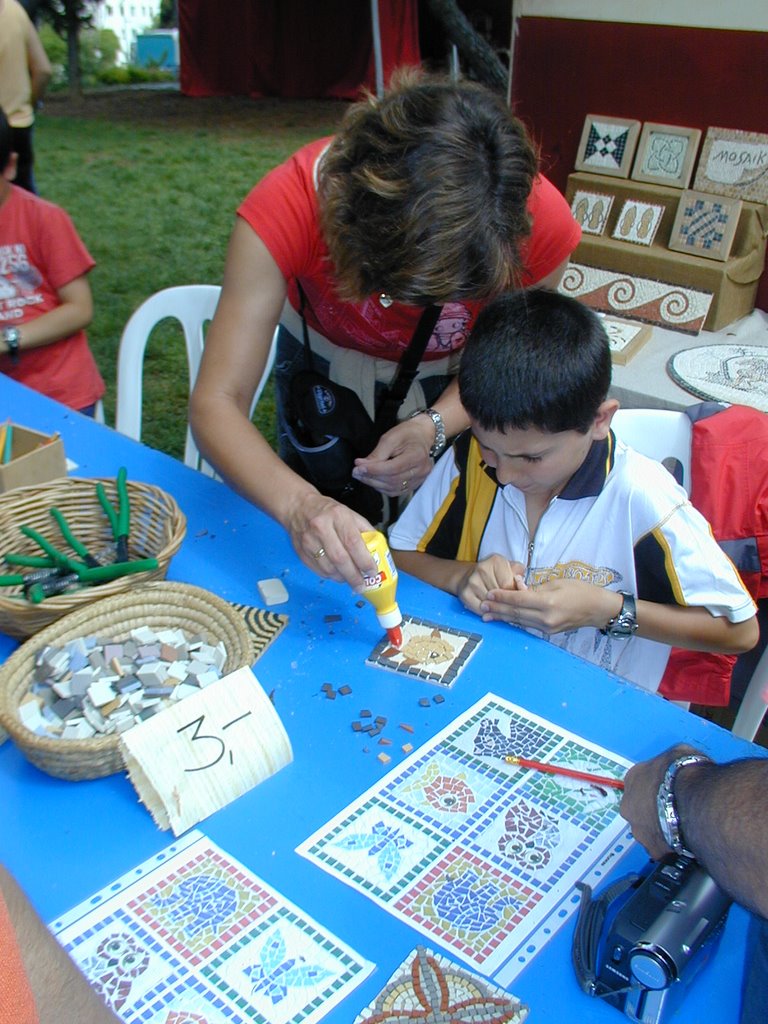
[570,190,614,235]
[51,833,373,1024]
[611,199,665,246]
[366,614,482,687]
[353,945,528,1023]
[559,262,712,334]
[599,316,653,365]
[668,190,742,262]
[298,694,632,983]
[693,126,768,204]
[630,123,701,189]
[574,115,640,178]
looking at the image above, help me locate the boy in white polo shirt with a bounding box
[388,289,758,693]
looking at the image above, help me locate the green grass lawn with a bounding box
[35,92,345,459]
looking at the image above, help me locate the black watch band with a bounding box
[600,591,638,639]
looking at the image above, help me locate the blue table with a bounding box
[0,376,759,1023]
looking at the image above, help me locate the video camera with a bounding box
[572,853,732,1024]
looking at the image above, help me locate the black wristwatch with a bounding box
[656,753,712,856]
[600,591,638,638]
[1,326,20,365]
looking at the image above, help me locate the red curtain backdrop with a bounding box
[179,0,420,100]
[510,17,768,311]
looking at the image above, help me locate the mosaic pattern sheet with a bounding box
[51,833,373,1024]
[366,614,482,688]
[297,694,632,987]
[354,945,528,1023]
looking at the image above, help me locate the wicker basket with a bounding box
[0,582,254,780]
[0,476,186,638]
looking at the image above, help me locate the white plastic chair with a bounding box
[613,407,768,741]
[611,408,692,494]
[114,285,277,476]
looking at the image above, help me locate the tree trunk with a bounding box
[66,20,81,98]
[423,0,508,93]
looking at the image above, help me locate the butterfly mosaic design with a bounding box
[334,820,413,881]
[243,928,332,1005]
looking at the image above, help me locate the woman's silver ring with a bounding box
[313,547,326,560]
[401,479,408,491]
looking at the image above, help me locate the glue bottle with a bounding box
[360,530,403,648]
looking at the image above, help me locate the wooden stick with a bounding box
[504,755,625,790]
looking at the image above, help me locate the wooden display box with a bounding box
[0,424,66,494]
[565,173,768,330]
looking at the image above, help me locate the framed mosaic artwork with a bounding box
[693,127,768,204]
[668,190,743,262]
[630,122,701,188]
[570,190,615,236]
[611,199,665,247]
[573,114,641,179]
[599,315,653,366]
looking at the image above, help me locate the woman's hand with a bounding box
[284,490,377,587]
[352,416,435,496]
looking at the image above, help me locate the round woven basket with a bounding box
[0,582,254,781]
[0,476,186,638]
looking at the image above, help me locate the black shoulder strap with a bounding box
[375,304,442,433]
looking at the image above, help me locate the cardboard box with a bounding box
[566,172,768,330]
[0,424,66,493]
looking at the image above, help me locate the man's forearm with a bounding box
[675,758,768,919]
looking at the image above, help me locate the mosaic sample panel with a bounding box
[668,191,742,262]
[612,200,665,247]
[366,614,482,687]
[353,945,529,1023]
[297,693,632,986]
[667,344,768,414]
[559,262,712,335]
[574,115,640,178]
[51,833,373,1024]
[693,127,768,204]
[570,190,614,236]
[600,316,653,366]
[631,123,701,188]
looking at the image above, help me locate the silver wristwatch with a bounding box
[2,326,20,365]
[410,407,447,459]
[656,754,712,856]
[600,591,638,638]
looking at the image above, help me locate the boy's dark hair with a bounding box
[0,107,11,172]
[459,289,611,435]
[319,68,538,306]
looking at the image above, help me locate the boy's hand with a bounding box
[457,555,526,614]
[480,577,623,633]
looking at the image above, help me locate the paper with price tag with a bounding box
[121,666,292,835]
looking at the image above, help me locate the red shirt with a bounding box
[0,889,38,1024]
[0,185,104,410]
[238,138,581,362]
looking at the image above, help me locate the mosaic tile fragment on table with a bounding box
[297,693,632,987]
[570,190,614,235]
[559,262,712,334]
[51,831,373,1024]
[611,200,665,247]
[353,945,528,1024]
[366,614,482,687]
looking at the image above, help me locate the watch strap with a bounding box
[657,753,712,856]
[600,590,638,638]
[2,327,20,365]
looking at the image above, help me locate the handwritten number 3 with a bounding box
[177,711,254,772]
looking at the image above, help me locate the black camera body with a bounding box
[596,854,732,1023]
